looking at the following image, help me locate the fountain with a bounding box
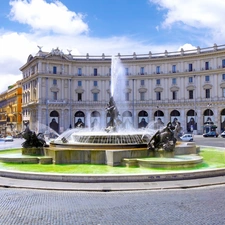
[41,56,201,168]
[0,56,201,169]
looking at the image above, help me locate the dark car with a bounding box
[203,131,218,138]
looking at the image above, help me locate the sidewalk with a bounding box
[1,174,225,191]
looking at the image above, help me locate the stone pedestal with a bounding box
[22,147,44,156]
[154,149,175,158]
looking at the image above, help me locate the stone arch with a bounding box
[170,110,181,126]
[221,109,225,132]
[122,111,133,129]
[154,110,164,129]
[203,109,216,133]
[138,110,148,128]
[74,111,85,128]
[90,111,101,129]
[186,109,197,132]
[49,110,59,134]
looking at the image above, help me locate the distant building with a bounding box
[0,81,22,136]
[19,44,225,134]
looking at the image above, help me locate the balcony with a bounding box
[47,99,67,104]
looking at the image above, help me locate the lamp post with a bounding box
[132,79,135,126]
[156,106,159,119]
[156,106,159,129]
[194,75,197,134]
[207,103,212,132]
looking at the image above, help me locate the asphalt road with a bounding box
[193,134,225,148]
[0,138,24,150]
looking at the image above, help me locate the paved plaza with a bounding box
[0,185,225,225]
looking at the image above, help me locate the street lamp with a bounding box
[156,106,159,118]
[132,79,135,126]
[9,122,14,131]
[207,103,212,132]
[207,103,212,117]
[156,106,159,129]
[194,75,197,133]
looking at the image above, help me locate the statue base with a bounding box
[22,147,44,156]
[154,149,175,158]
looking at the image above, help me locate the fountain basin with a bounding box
[123,155,203,168]
[45,143,149,165]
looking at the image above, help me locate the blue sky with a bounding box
[1,0,225,92]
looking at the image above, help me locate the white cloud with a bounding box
[177,43,196,51]
[149,0,225,43]
[9,0,89,35]
[0,0,213,93]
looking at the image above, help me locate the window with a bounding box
[93,93,98,101]
[189,77,193,83]
[53,66,57,74]
[172,65,176,73]
[125,93,129,101]
[222,74,225,80]
[205,76,210,82]
[78,81,82,87]
[172,91,177,100]
[53,92,57,100]
[140,92,145,101]
[156,92,161,100]
[125,68,129,75]
[156,66,160,74]
[140,67,144,75]
[156,79,160,85]
[78,93,82,101]
[126,80,129,86]
[109,68,111,76]
[93,81,98,87]
[205,89,210,98]
[189,90,194,99]
[53,79,57,85]
[78,68,82,76]
[140,80,145,86]
[94,68,97,76]
[172,78,176,85]
[188,63,193,72]
[205,62,209,70]
[222,88,225,97]
[222,59,225,68]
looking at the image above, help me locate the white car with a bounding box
[221,131,225,138]
[180,134,193,142]
[4,136,14,142]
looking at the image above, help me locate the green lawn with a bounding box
[0,147,224,174]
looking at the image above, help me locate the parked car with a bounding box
[180,134,193,142]
[221,131,225,138]
[203,131,218,138]
[4,136,14,142]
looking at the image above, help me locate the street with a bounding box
[193,134,225,148]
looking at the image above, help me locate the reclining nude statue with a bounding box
[146,122,177,152]
[21,126,47,148]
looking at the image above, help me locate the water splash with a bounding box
[110,56,126,103]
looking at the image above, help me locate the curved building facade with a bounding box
[20,44,225,135]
